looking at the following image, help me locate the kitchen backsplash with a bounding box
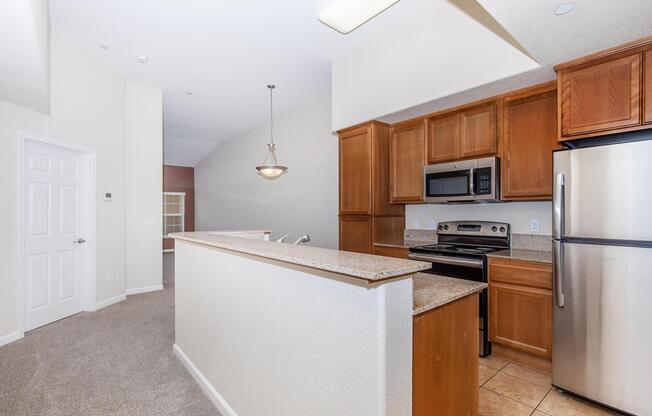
[511,234,552,252]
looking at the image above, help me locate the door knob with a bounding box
[73,238,86,244]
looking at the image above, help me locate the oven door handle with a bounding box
[408,253,483,268]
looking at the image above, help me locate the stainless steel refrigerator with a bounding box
[553,139,652,415]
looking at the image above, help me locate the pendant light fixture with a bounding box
[256,85,288,179]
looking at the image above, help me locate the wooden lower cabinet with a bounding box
[488,258,553,359]
[413,294,479,416]
[339,215,372,254]
[372,245,408,259]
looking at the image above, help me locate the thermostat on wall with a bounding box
[104,192,112,201]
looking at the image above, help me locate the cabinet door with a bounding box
[427,114,460,163]
[502,87,560,200]
[645,50,652,124]
[559,54,641,137]
[460,104,497,158]
[390,121,425,203]
[339,215,372,254]
[339,127,372,215]
[489,283,552,358]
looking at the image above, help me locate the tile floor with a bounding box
[479,355,623,416]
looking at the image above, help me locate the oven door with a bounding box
[424,168,473,203]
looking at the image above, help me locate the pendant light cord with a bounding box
[268,84,275,146]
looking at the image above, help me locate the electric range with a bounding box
[409,221,511,357]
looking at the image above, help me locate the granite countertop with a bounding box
[373,239,432,249]
[413,273,487,315]
[486,249,552,264]
[170,231,431,282]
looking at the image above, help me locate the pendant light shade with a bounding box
[256,85,288,179]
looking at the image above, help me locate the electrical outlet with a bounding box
[412,219,420,229]
[428,219,437,230]
[530,219,540,233]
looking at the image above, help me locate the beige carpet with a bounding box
[0,253,221,416]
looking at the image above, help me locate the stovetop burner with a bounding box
[411,244,502,256]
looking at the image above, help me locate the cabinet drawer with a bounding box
[373,245,409,259]
[488,258,552,290]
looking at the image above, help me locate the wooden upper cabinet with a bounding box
[427,114,460,163]
[390,121,426,203]
[460,104,497,158]
[339,126,372,215]
[645,50,652,124]
[558,53,641,137]
[502,84,560,200]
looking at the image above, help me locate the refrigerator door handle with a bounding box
[553,240,565,308]
[553,173,565,239]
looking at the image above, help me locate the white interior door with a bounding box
[24,139,90,331]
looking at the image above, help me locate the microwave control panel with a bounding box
[474,167,492,195]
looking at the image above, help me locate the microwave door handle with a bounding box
[469,169,475,196]
[553,173,565,239]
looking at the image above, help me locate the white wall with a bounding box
[331,0,539,131]
[174,240,412,416]
[195,94,338,249]
[125,81,163,293]
[0,33,162,344]
[406,202,552,235]
[0,0,51,113]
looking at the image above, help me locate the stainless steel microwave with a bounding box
[423,157,500,203]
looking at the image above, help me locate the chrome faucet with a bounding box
[292,234,310,245]
[276,233,291,243]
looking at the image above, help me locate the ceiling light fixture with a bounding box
[555,3,575,15]
[186,91,193,95]
[256,85,288,179]
[100,44,109,50]
[137,55,149,63]
[318,0,401,34]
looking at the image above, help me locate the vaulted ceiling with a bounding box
[46,0,652,165]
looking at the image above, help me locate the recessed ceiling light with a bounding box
[100,44,109,50]
[555,3,575,15]
[137,55,149,64]
[318,0,401,34]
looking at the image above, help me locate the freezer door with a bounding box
[553,140,652,241]
[553,243,652,415]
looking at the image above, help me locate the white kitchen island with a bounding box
[171,231,483,416]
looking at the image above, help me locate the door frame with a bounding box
[17,132,97,336]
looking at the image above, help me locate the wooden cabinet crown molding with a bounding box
[554,34,652,72]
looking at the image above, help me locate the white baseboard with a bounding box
[95,293,126,310]
[173,344,238,416]
[0,331,23,348]
[125,284,164,295]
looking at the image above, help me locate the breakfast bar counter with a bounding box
[171,231,481,416]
